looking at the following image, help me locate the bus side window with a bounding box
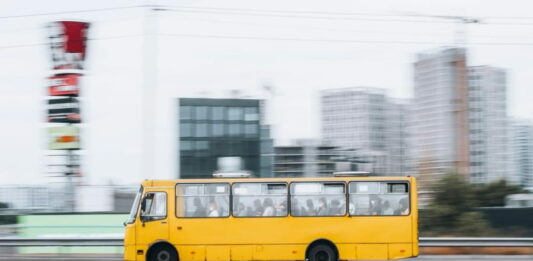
[176,183,230,218]
[232,183,288,217]
[140,192,167,222]
[348,182,409,216]
[290,182,346,217]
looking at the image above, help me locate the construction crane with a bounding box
[408,14,481,47]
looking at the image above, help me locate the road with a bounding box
[1,256,533,261]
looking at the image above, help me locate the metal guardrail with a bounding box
[0,237,123,247]
[419,237,533,247]
[0,237,533,247]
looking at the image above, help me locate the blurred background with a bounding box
[1,0,533,258]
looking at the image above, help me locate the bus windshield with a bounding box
[126,186,143,224]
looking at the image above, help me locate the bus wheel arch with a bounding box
[306,239,339,261]
[146,241,179,261]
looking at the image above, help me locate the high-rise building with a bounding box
[413,48,469,187]
[321,87,411,176]
[273,140,341,177]
[386,99,413,176]
[260,125,274,178]
[509,119,533,188]
[177,98,270,178]
[468,66,509,184]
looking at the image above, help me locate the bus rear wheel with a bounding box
[148,244,178,261]
[308,244,337,261]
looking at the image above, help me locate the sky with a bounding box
[0,0,532,185]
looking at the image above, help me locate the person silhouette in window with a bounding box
[208,200,219,217]
[394,197,409,215]
[192,197,206,217]
[329,199,343,215]
[306,199,316,216]
[263,198,275,216]
[253,199,264,216]
[317,197,328,216]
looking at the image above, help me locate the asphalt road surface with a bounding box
[1,256,533,261]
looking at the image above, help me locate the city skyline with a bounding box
[1,0,533,185]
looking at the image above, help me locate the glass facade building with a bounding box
[178,98,265,179]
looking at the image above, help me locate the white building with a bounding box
[386,99,413,176]
[509,119,533,188]
[468,66,509,184]
[321,87,411,176]
[413,48,470,186]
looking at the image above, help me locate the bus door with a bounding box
[136,191,170,251]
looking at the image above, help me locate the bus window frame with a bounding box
[175,182,231,219]
[347,181,411,217]
[232,181,289,218]
[140,191,168,223]
[289,181,348,218]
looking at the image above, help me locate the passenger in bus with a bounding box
[369,195,382,215]
[317,197,328,216]
[348,200,356,215]
[329,199,343,215]
[192,197,206,217]
[245,206,254,216]
[234,203,246,217]
[207,200,219,217]
[262,198,275,216]
[394,197,409,215]
[291,198,302,216]
[253,199,264,216]
[306,199,316,215]
[275,200,287,216]
[382,200,394,215]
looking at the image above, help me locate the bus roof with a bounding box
[141,176,414,187]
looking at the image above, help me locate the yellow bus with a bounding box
[124,175,418,261]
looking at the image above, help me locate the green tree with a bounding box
[474,180,524,207]
[420,172,495,236]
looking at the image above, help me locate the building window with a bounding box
[180,141,193,151]
[228,107,243,121]
[195,123,208,137]
[245,124,258,137]
[229,123,242,136]
[244,107,259,121]
[212,106,225,120]
[180,106,193,120]
[196,106,208,120]
[180,123,192,137]
[212,123,225,137]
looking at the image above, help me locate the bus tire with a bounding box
[308,244,337,261]
[148,243,178,261]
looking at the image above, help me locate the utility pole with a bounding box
[141,0,159,180]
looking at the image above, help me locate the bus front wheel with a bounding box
[148,244,178,261]
[308,244,337,261]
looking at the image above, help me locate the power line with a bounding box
[160,6,533,25]
[165,5,424,18]
[167,5,533,21]
[160,33,533,46]
[0,5,146,19]
[164,15,533,41]
[158,8,451,24]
